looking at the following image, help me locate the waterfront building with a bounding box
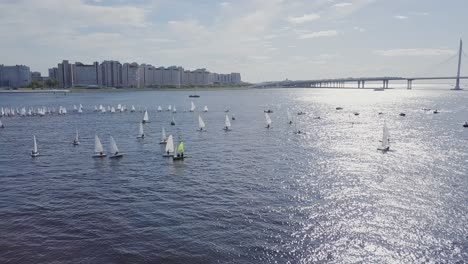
[72,62,100,87]
[101,60,122,87]
[57,60,73,88]
[0,64,31,88]
[48,67,58,80]
[122,63,139,88]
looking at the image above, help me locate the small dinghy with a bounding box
[190,101,196,112]
[173,106,177,113]
[170,116,176,126]
[265,112,272,128]
[73,128,80,146]
[224,114,231,131]
[203,106,208,112]
[463,122,468,128]
[198,115,206,131]
[377,121,390,152]
[92,134,107,158]
[131,105,135,112]
[287,111,293,124]
[336,107,343,110]
[162,135,174,157]
[172,142,185,161]
[168,105,172,112]
[142,110,149,123]
[159,127,167,144]
[0,120,4,128]
[433,109,439,114]
[31,135,39,157]
[231,114,236,120]
[399,113,406,117]
[264,109,273,113]
[297,112,306,115]
[157,106,162,112]
[137,123,145,139]
[354,112,360,116]
[109,136,123,158]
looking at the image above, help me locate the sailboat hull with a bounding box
[172,156,184,161]
[73,142,80,146]
[92,154,107,158]
[159,141,167,144]
[162,153,174,157]
[377,147,390,152]
[110,154,123,159]
[31,152,39,157]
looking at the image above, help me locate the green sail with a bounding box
[178,142,184,153]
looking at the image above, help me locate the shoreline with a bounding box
[0,86,251,93]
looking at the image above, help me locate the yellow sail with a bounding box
[177,142,184,153]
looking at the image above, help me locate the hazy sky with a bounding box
[1,0,467,82]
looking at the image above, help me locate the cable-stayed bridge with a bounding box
[254,40,467,90]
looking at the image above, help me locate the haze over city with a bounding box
[1,0,468,83]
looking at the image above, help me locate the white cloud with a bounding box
[394,15,408,20]
[411,11,429,16]
[374,48,455,57]
[219,2,231,7]
[334,2,353,8]
[298,30,338,39]
[288,13,320,24]
[353,26,365,32]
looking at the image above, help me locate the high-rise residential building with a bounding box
[0,64,31,88]
[231,73,242,84]
[48,67,58,80]
[101,60,122,87]
[72,62,100,87]
[31,72,42,82]
[57,60,73,88]
[122,62,139,88]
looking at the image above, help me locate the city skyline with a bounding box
[1,0,468,82]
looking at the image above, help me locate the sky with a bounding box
[1,0,468,83]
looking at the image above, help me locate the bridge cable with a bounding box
[411,53,459,77]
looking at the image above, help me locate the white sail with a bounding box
[139,123,144,137]
[33,135,38,153]
[0,120,3,127]
[198,115,205,129]
[203,105,208,112]
[168,105,172,111]
[143,110,149,122]
[173,106,177,113]
[381,121,390,149]
[109,136,119,154]
[75,129,79,142]
[94,134,104,153]
[78,107,83,113]
[157,106,162,112]
[117,104,122,110]
[101,107,106,113]
[265,112,272,125]
[190,101,196,112]
[225,114,231,128]
[165,135,174,153]
[287,110,292,123]
[161,127,167,141]
[131,105,135,112]
[73,105,77,111]
[111,107,115,113]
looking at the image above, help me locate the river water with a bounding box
[0,88,467,263]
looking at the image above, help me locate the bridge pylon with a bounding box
[453,38,463,90]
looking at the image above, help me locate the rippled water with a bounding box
[0,88,467,263]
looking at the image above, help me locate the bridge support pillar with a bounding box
[358,81,361,88]
[407,80,412,89]
[362,81,365,88]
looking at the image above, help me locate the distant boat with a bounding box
[198,115,206,131]
[189,87,200,97]
[0,120,4,128]
[354,112,360,116]
[224,114,231,131]
[137,123,145,139]
[131,105,135,112]
[433,109,439,114]
[463,122,468,128]
[336,107,343,110]
[203,106,208,112]
[162,135,174,157]
[190,101,196,112]
[172,141,185,161]
[73,128,80,146]
[92,134,107,158]
[399,113,406,117]
[297,112,306,115]
[170,116,176,126]
[232,114,236,120]
[31,135,39,157]
[173,106,177,113]
[157,106,162,112]
[94,105,98,112]
[109,136,123,158]
[159,127,167,144]
[168,105,172,111]
[77,106,83,113]
[142,110,149,123]
[287,111,293,124]
[264,109,273,113]
[101,107,106,113]
[73,105,77,111]
[377,121,390,152]
[111,107,116,113]
[265,112,272,128]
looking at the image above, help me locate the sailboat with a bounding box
[172,141,185,161]
[377,121,390,152]
[170,116,176,126]
[137,123,145,139]
[142,110,149,123]
[224,114,231,131]
[110,107,116,113]
[162,135,174,157]
[189,86,200,98]
[198,115,206,131]
[159,127,167,144]
[131,105,135,112]
[232,114,236,120]
[109,136,123,158]
[172,106,177,113]
[0,120,4,128]
[190,101,196,112]
[92,134,107,158]
[287,110,293,124]
[168,105,172,112]
[203,106,208,112]
[73,129,80,146]
[157,106,162,112]
[31,135,39,157]
[78,106,83,113]
[265,112,272,128]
